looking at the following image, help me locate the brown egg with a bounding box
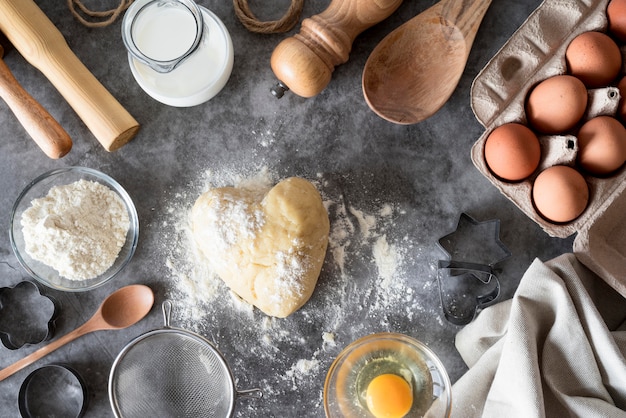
[532,165,589,223]
[565,31,621,88]
[577,116,626,175]
[608,0,626,42]
[484,123,541,181]
[526,75,588,134]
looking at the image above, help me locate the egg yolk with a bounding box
[365,374,413,418]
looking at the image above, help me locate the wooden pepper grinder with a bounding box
[270,0,403,98]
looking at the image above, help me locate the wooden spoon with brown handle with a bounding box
[0,285,154,382]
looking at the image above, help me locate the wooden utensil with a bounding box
[0,44,72,159]
[0,0,139,151]
[362,0,493,124]
[270,0,404,98]
[0,284,154,382]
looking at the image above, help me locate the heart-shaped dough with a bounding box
[191,177,329,318]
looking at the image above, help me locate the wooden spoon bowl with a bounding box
[362,0,493,124]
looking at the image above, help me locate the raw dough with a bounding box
[191,177,330,318]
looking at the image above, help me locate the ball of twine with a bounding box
[233,0,304,34]
[68,0,133,28]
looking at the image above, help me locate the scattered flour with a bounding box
[162,168,432,318]
[322,332,336,348]
[162,170,418,323]
[286,358,320,381]
[158,168,441,392]
[21,179,130,280]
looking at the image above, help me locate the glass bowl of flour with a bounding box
[10,167,139,291]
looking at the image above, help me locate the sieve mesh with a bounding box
[110,330,235,417]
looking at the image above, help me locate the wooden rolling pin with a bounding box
[0,0,139,152]
[270,0,404,98]
[0,44,72,158]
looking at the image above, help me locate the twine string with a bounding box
[233,0,303,34]
[68,0,134,28]
[68,0,303,33]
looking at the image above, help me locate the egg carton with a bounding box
[470,0,626,296]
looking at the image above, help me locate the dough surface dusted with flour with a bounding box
[191,177,330,318]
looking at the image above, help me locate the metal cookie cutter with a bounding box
[0,281,58,350]
[19,363,88,418]
[436,213,511,325]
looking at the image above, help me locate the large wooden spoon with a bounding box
[0,284,154,382]
[362,0,493,124]
[0,44,72,158]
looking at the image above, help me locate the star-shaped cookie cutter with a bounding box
[436,213,511,325]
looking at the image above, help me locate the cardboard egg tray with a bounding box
[470,0,626,296]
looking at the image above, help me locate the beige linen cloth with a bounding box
[450,253,626,417]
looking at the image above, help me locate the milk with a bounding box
[124,3,234,107]
[133,5,198,62]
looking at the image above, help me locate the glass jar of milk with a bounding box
[122,0,234,107]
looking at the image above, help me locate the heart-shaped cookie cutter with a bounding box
[436,213,511,325]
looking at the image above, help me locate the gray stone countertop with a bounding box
[0,0,573,416]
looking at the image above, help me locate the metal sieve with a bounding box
[108,301,262,417]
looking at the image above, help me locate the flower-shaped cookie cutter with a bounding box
[0,281,59,350]
[436,213,511,325]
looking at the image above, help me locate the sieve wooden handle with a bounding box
[0,0,139,151]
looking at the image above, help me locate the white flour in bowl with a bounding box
[21,179,130,280]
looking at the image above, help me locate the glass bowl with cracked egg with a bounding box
[324,332,452,418]
[10,167,139,291]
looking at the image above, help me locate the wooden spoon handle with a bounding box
[0,325,91,382]
[0,0,139,152]
[0,56,72,158]
[441,0,493,47]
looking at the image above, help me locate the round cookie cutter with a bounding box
[18,364,88,418]
[0,281,58,350]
